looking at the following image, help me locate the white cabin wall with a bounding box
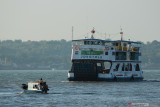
[28,82,39,90]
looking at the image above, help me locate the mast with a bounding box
[120,27,123,41]
[91,28,95,39]
[120,27,124,50]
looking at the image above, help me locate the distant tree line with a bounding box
[141,40,160,69]
[0,39,160,70]
[0,39,72,70]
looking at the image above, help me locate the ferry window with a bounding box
[91,41,93,45]
[105,52,108,55]
[92,41,96,45]
[89,41,92,45]
[112,52,115,55]
[122,63,125,71]
[123,43,127,47]
[116,43,118,46]
[85,41,88,45]
[114,64,120,71]
[130,52,139,60]
[112,43,116,46]
[97,41,100,45]
[95,41,97,45]
[75,51,78,54]
[111,47,114,50]
[135,53,139,60]
[79,41,84,45]
[102,42,105,45]
[33,85,38,89]
[88,41,90,45]
[125,64,129,71]
[129,63,132,71]
[116,52,126,60]
[97,63,101,67]
[105,42,109,45]
[86,41,88,45]
[97,62,103,72]
[135,64,140,71]
[104,62,111,69]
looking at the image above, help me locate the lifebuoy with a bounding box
[75,46,79,50]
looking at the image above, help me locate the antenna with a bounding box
[91,27,95,39]
[120,26,123,41]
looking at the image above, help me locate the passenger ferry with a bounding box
[68,29,143,81]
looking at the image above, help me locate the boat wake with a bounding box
[17,92,24,94]
[48,92,97,95]
[0,92,13,95]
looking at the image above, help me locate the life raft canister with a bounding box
[105,47,109,50]
[75,46,79,50]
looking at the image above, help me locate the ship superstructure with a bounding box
[68,29,143,81]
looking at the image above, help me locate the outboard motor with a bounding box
[21,84,28,90]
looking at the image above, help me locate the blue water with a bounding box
[0,70,160,107]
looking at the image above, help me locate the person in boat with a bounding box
[39,78,44,83]
[42,82,49,93]
[39,78,44,90]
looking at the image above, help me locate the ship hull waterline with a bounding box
[68,73,143,81]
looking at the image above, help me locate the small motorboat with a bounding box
[21,81,49,94]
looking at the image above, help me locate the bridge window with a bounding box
[130,52,139,60]
[84,41,87,45]
[97,41,100,45]
[116,52,126,60]
[116,43,119,46]
[73,41,84,45]
[123,43,127,47]
[84,41,105,45]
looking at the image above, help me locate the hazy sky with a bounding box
[0,0,160,42]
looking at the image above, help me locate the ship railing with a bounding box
[115,46,139,51]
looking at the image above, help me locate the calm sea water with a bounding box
[0,70,160,107]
